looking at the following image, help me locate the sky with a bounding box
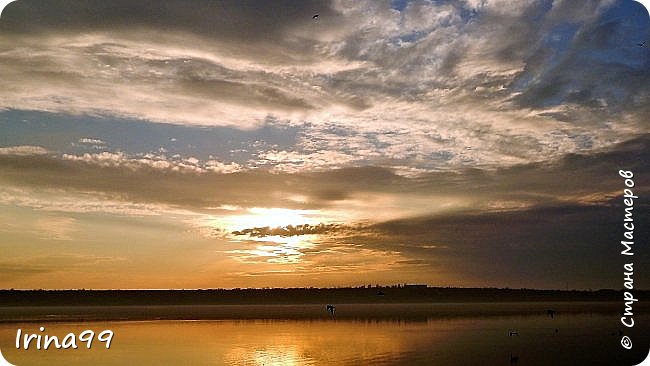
[0,0,649,290]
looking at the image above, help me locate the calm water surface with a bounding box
[1,305,648,365]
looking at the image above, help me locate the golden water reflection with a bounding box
[1,319,449,366]
[1,313,649,366]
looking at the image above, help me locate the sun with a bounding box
[206,207,324,264]
[227,207,320,231]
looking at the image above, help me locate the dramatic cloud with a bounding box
[1,0,648,289]
[0,0,647,172]
[1,135,648,213]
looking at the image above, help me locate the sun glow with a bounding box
[223,207,322,232]
[201,207,328,264]
[228,235,318,264]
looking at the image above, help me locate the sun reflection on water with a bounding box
[227,345,315,366]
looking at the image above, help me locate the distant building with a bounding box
[404,284,427,289]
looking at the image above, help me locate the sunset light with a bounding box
[1,1,649,364]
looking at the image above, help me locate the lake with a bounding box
[0,303,648,365]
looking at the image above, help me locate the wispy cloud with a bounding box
[1,135,648,215]
[0,254,125,280]
[0,145,48,155]
[0,0,647,172]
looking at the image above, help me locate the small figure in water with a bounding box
[326,304,336,319]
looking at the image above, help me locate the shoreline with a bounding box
[1,288,645,307]
[1,301,647,323]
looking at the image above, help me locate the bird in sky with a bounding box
[638,41,647,48]
[312,14,319,19]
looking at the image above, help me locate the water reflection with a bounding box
[1,314,648,366]
[227,345,313,366]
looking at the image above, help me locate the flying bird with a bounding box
[638,41,647,48]
[312,14,319,19]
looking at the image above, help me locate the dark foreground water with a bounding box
[0,304,648,365]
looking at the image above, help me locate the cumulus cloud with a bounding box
[61,151,241,174]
